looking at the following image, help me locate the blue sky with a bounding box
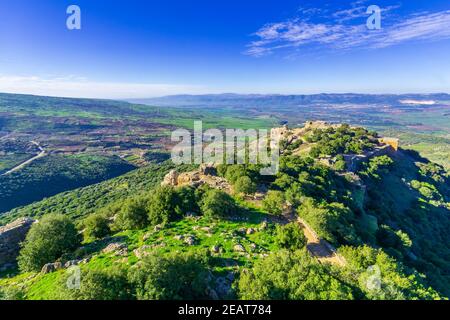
[0,0,449,98]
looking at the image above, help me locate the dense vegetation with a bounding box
[0,154,136,213]
[0,118,449,300]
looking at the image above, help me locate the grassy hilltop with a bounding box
[1,122,449,300]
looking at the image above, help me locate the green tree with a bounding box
[147,186,182,226]
[200,189,236,219]
[234,176,257,195]
[262,190,286,215]
[275,223,307,250]
[238,250,354,300]
[128,251,211,300]
[339,245,441,300]
[18,214,81,272]
[61,267,133,300]
[114,196,149,231]
[83,213,111,240]
[225,165,248,184]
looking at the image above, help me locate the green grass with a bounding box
[0,206,282,300]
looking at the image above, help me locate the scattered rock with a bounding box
[133,245,152,259]
[237,228,246,234]
[201,226,213,234]
[249,243,257,251]
[64,260,81,268]
[151,242,166,249]
[184,236,196,246]
[233,244,246,252]
[174,235,185,241]
[259,221,269,231]
[102,242,128,256]
[41,262,62,274]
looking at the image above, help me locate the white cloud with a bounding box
[0,75,206,99]
[245,7,450,57]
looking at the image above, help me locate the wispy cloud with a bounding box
[245,4,450,57]
[0,75,206,99]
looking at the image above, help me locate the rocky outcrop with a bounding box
[161,166,232,193]
[0,218,35,270]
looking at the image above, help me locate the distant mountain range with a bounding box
[129,93,450,108]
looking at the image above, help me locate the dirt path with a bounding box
[1,141,46,176]
[298,218,346,266]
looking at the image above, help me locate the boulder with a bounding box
[233,244,246,252]
[161,170,178,186]
[64,260,81,268]
[41,262,63,274]
[133,245,152,259]
[184,236,196,246]
[0,218,35,269]
[102,242,128,256]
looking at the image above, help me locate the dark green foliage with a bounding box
[114,196,149,231]
[361,153,450,297]
[234,176,257,195]
[307,125,377,157]
[275,223,307,250]
[175,186,199,215]
[262,190,286,215]
[0,163,196,226]
[297,198,360,245]
[147,186,184,226]
[200,189,237,219]
[18,214,81,272]
[83,213,111,240]
[0,286,25,300]
[0,155,135,214]
[359,155,394,179]
[238,250,354,300]
[339,245,441,300]
[128,251,211,300]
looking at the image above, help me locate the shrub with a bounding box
[0,286,25,300]
[18,214,81,272]
[147,186,182,226]
[262,190,286,215]
[114,196,149,231]
[234,176,257,195]
[83,213,111,240]
[339,245,441,300]
[200,189,237,219]
[238,250,354,300]
[174,186,199,215]
[275,223,307,250]
[61,267,133,300]
[128,251,211,300]
[225,165,248,184]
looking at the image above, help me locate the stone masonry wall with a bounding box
[0,218,35,269]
